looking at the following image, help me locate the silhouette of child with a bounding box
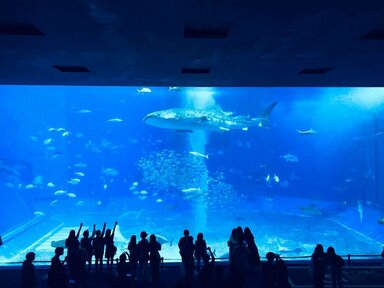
[22,252,36,288]
[48,247,67,288]
[128,235,138,279]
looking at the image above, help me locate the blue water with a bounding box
[0,86,383,263]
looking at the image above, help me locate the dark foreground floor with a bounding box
[1,262,383,288]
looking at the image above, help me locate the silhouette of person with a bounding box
[227,228,237,263]
[149,234,162,285]
[105,221,118,271]
[137,231,150,282]
[244,227,261,268]
[326,246,344,288]
[117,252,131,287]
[22,252,36,288]
[65,223,83,256]
[92,222,106,271]
[178,230,195,288]
[128,235,138,279]
[67,241,87,285]
[0,235,3,246]
[229,228,248,288]
[48,247,67,288]
[198,247,215,288]
[194,232,208,272]
[311,244,326,288]
[80,224,96,272]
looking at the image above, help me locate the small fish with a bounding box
[265,174,271,183]
[25,184,35,189]
[54,190,67,196]
[103,168,119,176]
[273,174,280,183]
[67,193,77,198]
[378,218,384,224]
[132,181,139,186]
[34,211,45,216]
[67,178,81,185]
[106,118,123,123]
[77,109,92,114]
[103,184,108,190]
[50,200,58,206]
[48,128,57,132]
[56,128,65,132]
[296,128,317,135]
[74,162,87,168]
[139,190,148,195]
[169,86,182,92]
[181,187,202,193]
[47,182,55,188]
[96,200,102,206]
[43,138,53,145]
[75,201,85,206]
[75,172,85,177]
[189,151,209,159]
[137,87,152,94]
[155,198,163,203]
[62,131,70,137]
[280,153,299,163]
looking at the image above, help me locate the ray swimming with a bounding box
[143,102,277,132]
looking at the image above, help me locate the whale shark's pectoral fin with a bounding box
[176,130,194,133]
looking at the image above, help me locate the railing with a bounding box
[0,254,382,267]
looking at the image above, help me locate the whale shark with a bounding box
[143,102,277,132]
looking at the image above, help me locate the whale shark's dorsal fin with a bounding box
[259,102,278,118]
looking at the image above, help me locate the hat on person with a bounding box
[140,231,148,238]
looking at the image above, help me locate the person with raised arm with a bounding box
[92,222,106,271]
[80,224,96,272]
[65,223,83,256]
[105,221,118,271]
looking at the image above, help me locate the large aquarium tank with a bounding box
[0,85,383,264]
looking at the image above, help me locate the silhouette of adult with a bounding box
[80,224,96,272]
[128,235,138,279]
[67,242,87,285]
[21,252,36,288]
[229,227,248,288]
[48,247,67,288]
[0,235,3,246]
[149,234,162,285]
[105,221,118,271]
[194,232,208,272]
[326,246,344,288]
[137,231,150,282]
[92,222,106,271]
[244,227,261,268]
[198,247,215,288]
[178,230,195,287]
[311,244,326,288]
[65,223,83,256]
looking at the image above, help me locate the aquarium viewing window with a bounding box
[0,85,383,265]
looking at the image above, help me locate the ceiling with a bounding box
[1,0,384,87]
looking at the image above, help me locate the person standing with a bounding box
[149,234,162,285]
[326,246,344,288]
[92,223,106,271]
[80,224,96,272]
[105,222,118,271]
[311,244,326,288]
[22,252,36,288]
